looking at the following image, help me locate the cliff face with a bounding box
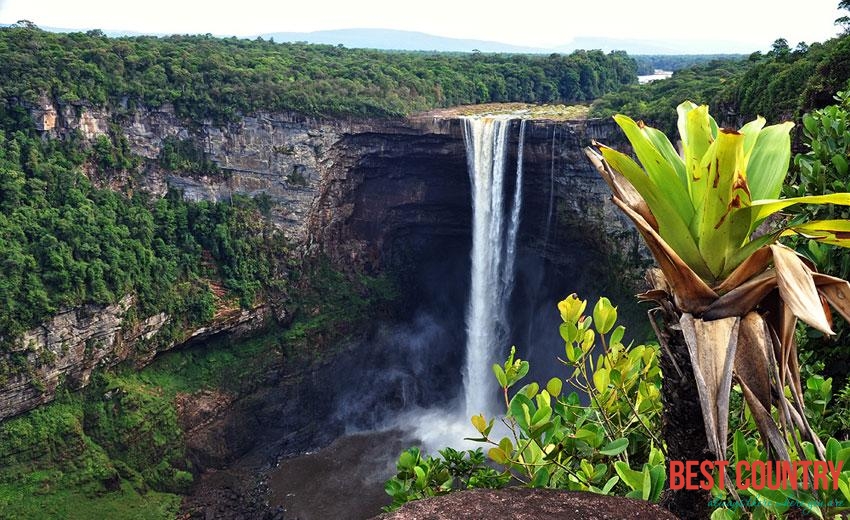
[4,98,637,421]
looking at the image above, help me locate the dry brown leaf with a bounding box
[680,313,740,458]
[734,313,772,412]
[702,270,777,320]
[813,273,850,323]
[739,379,791,461]
[770,244,834,335]
[714,246,773,295]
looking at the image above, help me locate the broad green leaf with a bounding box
[749,193,850,227]
[739,116,766,162]
[746,122,794,200]
[602,475,619,494]
[648,464,666,502]
[531,467,549,487]
[803,113,818,135]
[593,297,617,334]
[722,230,782,276]
[697,129,747,278]
[684,105,717,207]
[560,321,578,344]
[499,437,513,455]
[612,114,694,222]
[642,124,686,186]
[786,219,850,248]
[488,447,508,464]
[641,465,651,500]
[509,393,534,430]
[493,364,507,387]
[413,466,427,489]
[733,430,748,462]
[516,360,530,381]
[398,448,419,470]
[676,101,698,149]
[531,404,552,426]
[610,325,625,347]
[838,476,850,503]
[833,153,849,176]
[599,437,629,456]
[593,367,610,393]
[827,437,842,464]
[614,461,643,491]
[546,377,563,397]
[710,509,737,520]
[471,414,487,433]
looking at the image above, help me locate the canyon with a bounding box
[3,98,647,517]
[3,98,643,422]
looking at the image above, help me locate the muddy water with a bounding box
[267,429,413,520]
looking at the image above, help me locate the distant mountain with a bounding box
[260,29,759,55]
[7,23,759,55]
[258,28,549,53]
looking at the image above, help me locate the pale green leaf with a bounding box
[683,105,716,207]
[785,219,850,248]
[739,115,766,161]
[750,193,850,224]
[612,114,694,222]
[642,124,686,186]
[746,122,794,200]
[599,437,629,456]
[697,129,747,278]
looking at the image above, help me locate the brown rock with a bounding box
[373,488,679,520]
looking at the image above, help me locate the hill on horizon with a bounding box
[17,23,759,55]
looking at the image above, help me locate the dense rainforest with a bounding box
[591,34,850,133]
[0,25,636,121]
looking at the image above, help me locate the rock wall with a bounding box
[0,294,269,421]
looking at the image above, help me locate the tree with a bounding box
[586,103,850,519]
[837,0,850,33]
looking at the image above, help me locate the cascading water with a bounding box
[461,116,525,418]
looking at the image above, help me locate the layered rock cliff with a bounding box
[2,98,639,421]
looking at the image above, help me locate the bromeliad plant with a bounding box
[585,103,850,472]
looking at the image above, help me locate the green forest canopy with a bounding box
[0,26,637,121]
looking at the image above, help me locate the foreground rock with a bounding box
[373,488,679,520]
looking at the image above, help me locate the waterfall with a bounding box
[503,119,526,296]
[461,116,524,418]
[543,126,557,249]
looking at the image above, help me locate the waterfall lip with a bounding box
[460,116,525,419]
[411,102,591,122]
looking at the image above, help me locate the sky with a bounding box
[0,0,845,52]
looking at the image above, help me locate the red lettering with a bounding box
[798,460,812,489]
[670,461,685,490]
[829,461,844,489]
[813,461,828,490]
[700,460,715,490]
[715,460,729,489]
[736,461,749,489]
[750,460,765,490]
[766,461,782,490]
[685,460,699,490]
[780,461,796,490]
